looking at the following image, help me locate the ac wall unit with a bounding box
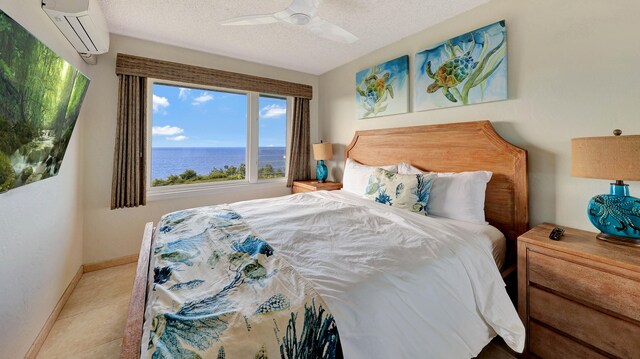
[42,0,110,59]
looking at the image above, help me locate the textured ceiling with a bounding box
[100,0,489,75]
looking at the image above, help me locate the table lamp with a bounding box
[571,129,640,246]
[312,142,333,183]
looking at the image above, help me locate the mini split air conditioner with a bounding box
[42,0,110,64]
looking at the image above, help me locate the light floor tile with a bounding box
[36,263,135,359]
[73,338,123,359]
[75,263,136,291]
[37,300,128,358]
[59,264,135,320]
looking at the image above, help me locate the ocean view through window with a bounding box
[258,95,287,179]
[148,81,288,189]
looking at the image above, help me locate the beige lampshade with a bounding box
[571,132,640,180]
[312,142,333,161]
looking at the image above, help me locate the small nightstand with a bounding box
[292,180,342,194]
[518,223,640,358]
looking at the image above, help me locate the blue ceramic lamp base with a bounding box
[316,160,328,183]
[588,182,640,247]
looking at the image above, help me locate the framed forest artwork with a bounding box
[356,55,409,119]
[0,10,90,193]
[414,21,507,111]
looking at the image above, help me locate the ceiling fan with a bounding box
[220,0,358,44]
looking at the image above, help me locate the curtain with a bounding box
[286,97,311,187]
[111,74,147,209]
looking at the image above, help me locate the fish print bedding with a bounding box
[142,205,341,358]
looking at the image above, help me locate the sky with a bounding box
[151,83,287,148]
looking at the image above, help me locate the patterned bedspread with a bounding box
[142,205,341,358]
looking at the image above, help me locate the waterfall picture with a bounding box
[0,10,90,193]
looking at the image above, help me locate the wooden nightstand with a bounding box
[518,223,640,358]
[292,180,342,194]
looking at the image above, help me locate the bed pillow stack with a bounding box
[398,162,492,224]
[364,168,437,216]
[342,158,398,194]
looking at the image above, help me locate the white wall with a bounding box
[0,1,88,357]
[318,0,640,232]
[81,35,320,263]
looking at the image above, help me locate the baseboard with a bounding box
[83,254,138,273]
[24,265,84,359]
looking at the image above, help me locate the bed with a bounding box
[121,120,528,358]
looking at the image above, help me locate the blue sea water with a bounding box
[152,147,286,180]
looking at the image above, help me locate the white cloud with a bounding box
[178,88,191,100]
[167,135,188,141]
[192,92,214,105]
[260,104,286,119]
[152,95,170,112]
[152,125,184,136]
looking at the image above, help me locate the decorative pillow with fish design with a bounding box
[365,168,437,215]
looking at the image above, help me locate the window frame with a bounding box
[145,78,292,201]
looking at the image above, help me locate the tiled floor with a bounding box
[36,262,514,358]
[37,263,136,359]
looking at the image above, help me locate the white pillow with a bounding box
[398,162,424,175]
[342,158,397,195]
[398,162,492,224]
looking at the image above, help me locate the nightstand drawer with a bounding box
[530,322,606,359]
[527,250,640,322]
[529,286,640,358]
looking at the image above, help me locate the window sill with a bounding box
[147,178,288,202]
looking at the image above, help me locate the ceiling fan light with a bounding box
[289,13,311,25]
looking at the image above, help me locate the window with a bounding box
[147,80,290,194]
[258,95,287,179]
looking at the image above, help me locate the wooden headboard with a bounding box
[345,120,529,245]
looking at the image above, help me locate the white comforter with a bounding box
[233,190,525,358]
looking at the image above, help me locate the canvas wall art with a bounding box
[0,10,90,193]
[414,21,507,111]
[356,55,408,119]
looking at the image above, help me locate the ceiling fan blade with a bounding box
[288,0,319,15]
[221,14,279,26]
[308,17,358,44]
[274,9,295,21]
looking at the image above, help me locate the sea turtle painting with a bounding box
[415,20,507,111]
[356,67,395,114]
[355,55,408,118]
[425,41,478,103]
